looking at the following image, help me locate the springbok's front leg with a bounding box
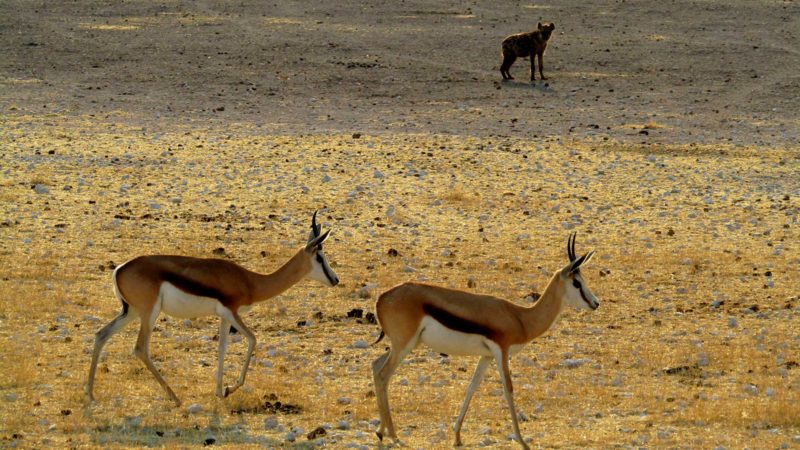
[220,309,256,397]
[454,356,492,446]
[493,348,529,450]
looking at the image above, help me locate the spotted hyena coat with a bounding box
[500,22,555,82]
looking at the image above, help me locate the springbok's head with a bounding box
[305,211,339,287]
[559,232,599,311]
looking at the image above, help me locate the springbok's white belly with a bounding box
[417,316,527,358]
[159,282,223,318]
[418,316,495,356]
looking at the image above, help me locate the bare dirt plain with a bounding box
[1,0,799,449]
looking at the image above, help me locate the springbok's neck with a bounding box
[521,271,566,341]
[251,249,310,303]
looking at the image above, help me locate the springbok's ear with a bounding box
[305,229,331,253]
[569,251,595,274]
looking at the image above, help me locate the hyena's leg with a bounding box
[530,53,537,81]
[500,53,517,80]
[538,52,547,80]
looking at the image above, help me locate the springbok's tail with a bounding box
[111,260,131,316]
[372,330,385,345]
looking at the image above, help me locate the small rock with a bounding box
[430,428,447,443]
[562,358,592,368]
[357,284,375,299]
[4,393,18,402]
[285,431,296,442]
[336,420,350,430]
[728,317,738,328]
[351,340,369,349]
[33,184,49,194]
[187,403,203,414]
[743,384,759,396]
[264,417,279,430]
[337,397,351,405]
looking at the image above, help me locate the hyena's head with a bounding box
[537,22,555,41]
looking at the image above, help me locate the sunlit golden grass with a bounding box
[0,115,797,448]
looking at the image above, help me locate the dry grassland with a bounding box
[1,0,800,448]
[1,116,798,449]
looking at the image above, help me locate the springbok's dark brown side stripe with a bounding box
[162,271,227,301]
[422,303,497,339]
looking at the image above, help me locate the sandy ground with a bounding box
[1,0,798,145]
[1,1,799,449]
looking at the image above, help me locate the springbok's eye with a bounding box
[572,279,582,289]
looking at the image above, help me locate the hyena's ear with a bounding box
[538,22,543,30]
[550,23,555,30]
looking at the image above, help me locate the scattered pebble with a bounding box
[562,358,592,368]
[351,340,369,349]
[264,417,279,430]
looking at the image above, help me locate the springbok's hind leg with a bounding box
[453,356,492,446]
[86,310,135,401]
[133,307,181,406]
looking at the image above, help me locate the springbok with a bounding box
[87,211,339,405]
[371,232,599,449]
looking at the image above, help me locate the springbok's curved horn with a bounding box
[311,210,321,238]
[567,232,577,262]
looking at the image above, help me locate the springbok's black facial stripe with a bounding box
[316,253,336,284]
[572,277,594,308]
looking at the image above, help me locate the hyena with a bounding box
[500,22,555,82]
